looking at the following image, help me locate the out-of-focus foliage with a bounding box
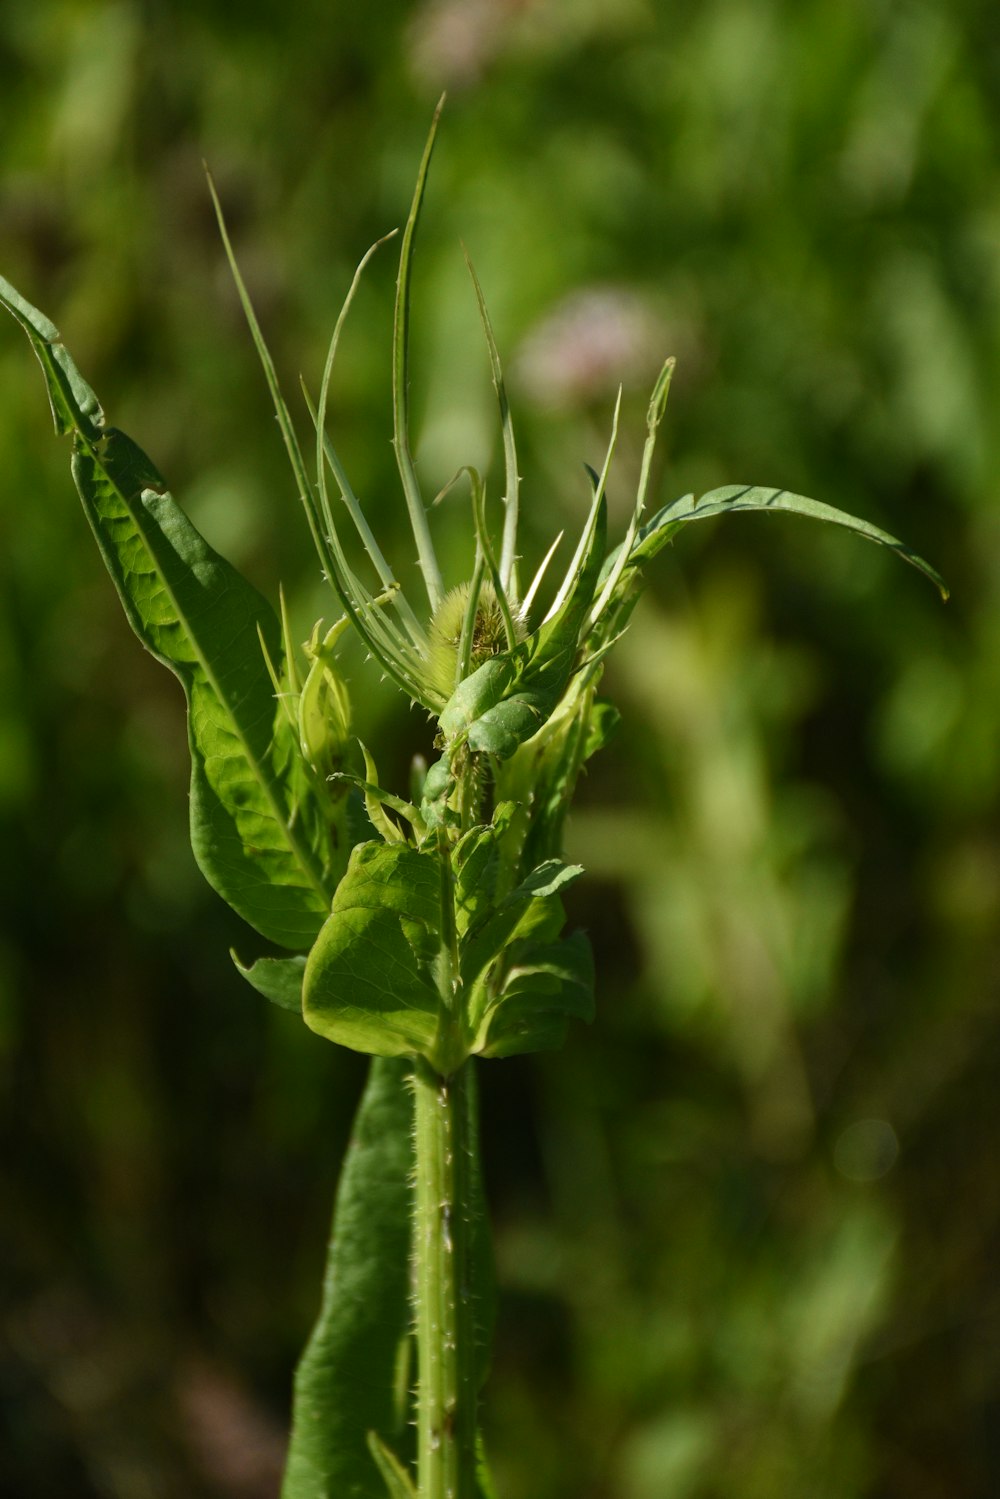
[1,1,997,1496]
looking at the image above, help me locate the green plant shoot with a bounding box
[0,102,946,1499]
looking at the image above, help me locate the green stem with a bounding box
[413,1056,477,1499]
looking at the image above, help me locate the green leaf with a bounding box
[460,863,583,1023]
[0,272,103,440]
[476,1433,500,1499]
[465,1065,498,1395]
[283,1058,414,1499]
[231,951,306,1013]
[492,670,602,876]
[303,842,442,1057]
[0,275,337,948]
[463,250,520,597]
[366,1434,417,1499]
[453,804,518,937]
[530,487,608,685]
[438,489,610,762]
[589,357,675,627]
[620,483,949,599]
[476,930,595,1059]
[583,698,621,761]
[512,859,584,902]
[438,654,520,746]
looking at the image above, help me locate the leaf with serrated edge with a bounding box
[1,275,335,948]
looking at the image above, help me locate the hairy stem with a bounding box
[413,1056,477,1499]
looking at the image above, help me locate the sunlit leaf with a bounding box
[0,273,337,948]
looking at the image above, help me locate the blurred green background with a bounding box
[2,2,998,1495]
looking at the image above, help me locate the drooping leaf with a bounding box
[0,273,337,948]
[231,951,306,1013]
[303,842,442,1057]
[0,273,103,440]
[612,483,949,599]
[283,1058,414,1499]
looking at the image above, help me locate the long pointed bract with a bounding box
[463,246,520,601]
[544,388,622,625]
[303,241,429,653]
[206,171,334,586]
[590,358,674,627]
[392,97,446,611]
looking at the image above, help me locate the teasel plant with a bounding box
[1,100,946,1499]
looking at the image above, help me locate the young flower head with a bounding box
[211,98,945,799]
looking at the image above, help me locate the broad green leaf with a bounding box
[512,859,584,902]
[283,1058,414,1499]
[231,951,306,1013]
[0,274,337,948]
[616,483,949,599]
[303,842,441,1057]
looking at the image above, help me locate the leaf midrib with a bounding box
[81,427,332,908]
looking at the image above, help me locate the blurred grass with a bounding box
[2,1,999,1495]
